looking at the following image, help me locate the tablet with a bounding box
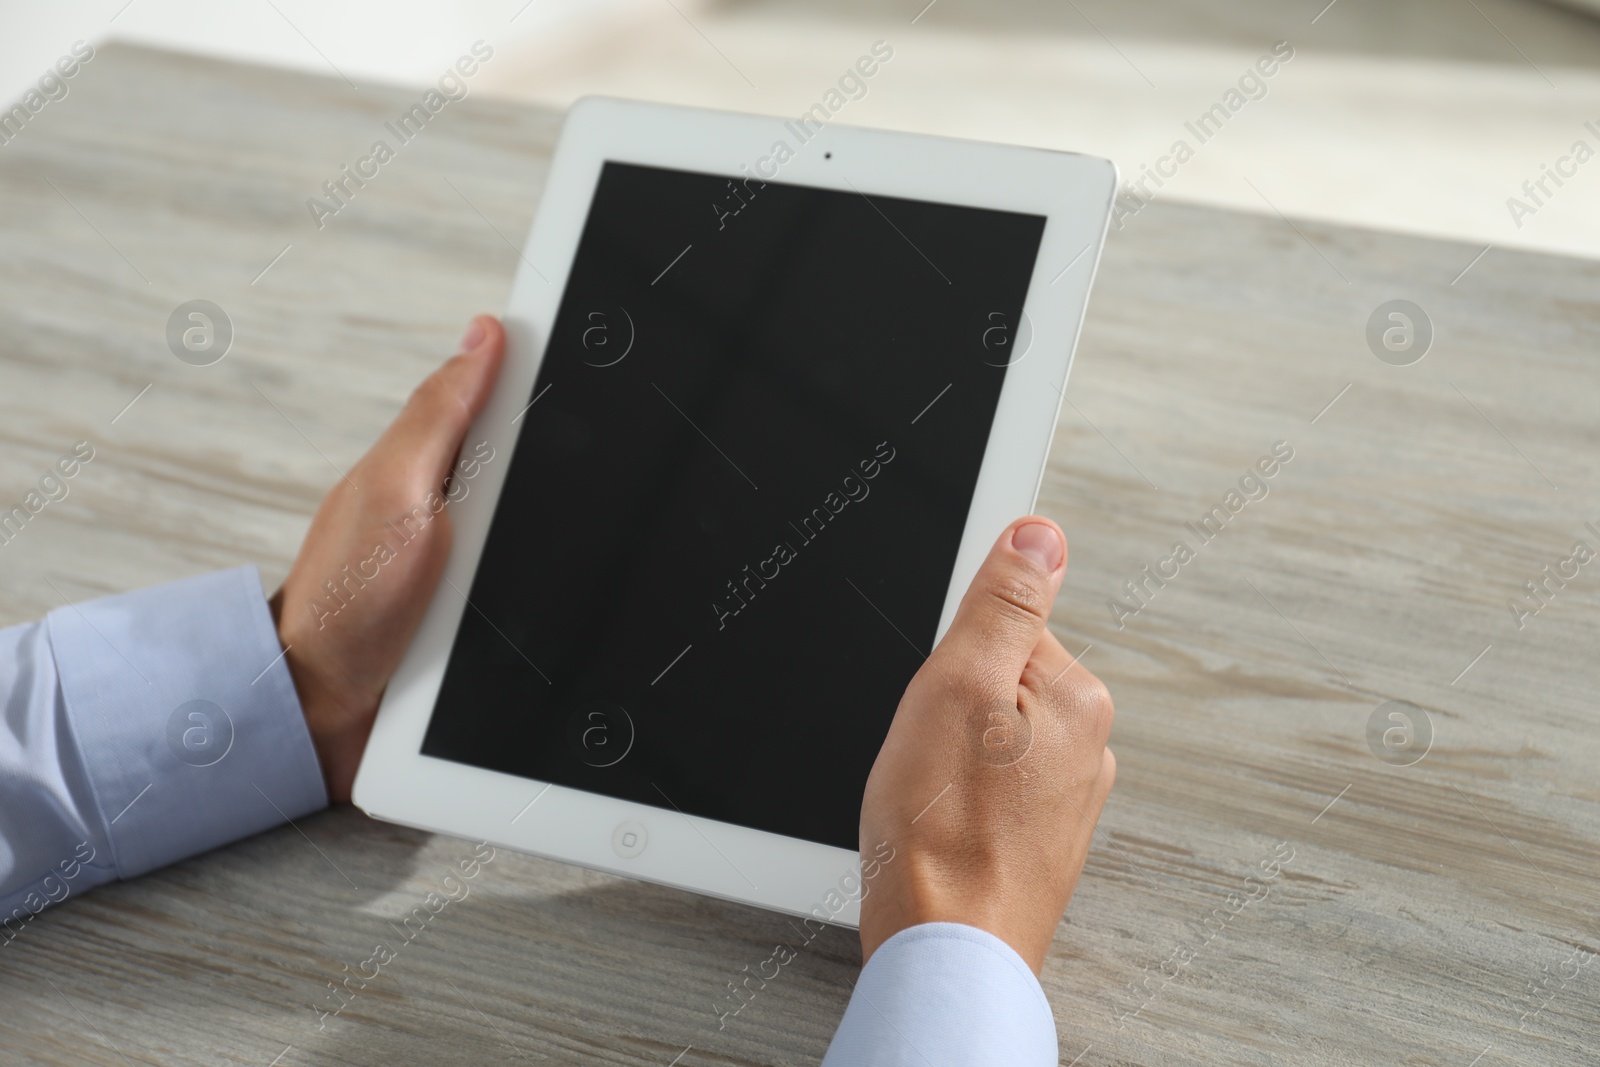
[353,96,1114,926]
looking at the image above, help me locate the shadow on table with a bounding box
[312,863,861,1066]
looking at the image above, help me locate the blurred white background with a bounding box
[4,0,1599,258]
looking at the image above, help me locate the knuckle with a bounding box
[1071,673,1115,732]
[409,362,467,417]
[1078,672,1112,712]
[408,372,448,413]
[1036,659,1113,733]
[983,572,1050,629]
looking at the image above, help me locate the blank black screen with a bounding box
[423,161,1045,850]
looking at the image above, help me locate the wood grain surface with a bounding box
[2,42,1597,1067]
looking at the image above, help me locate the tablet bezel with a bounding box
[353,96,1115,926]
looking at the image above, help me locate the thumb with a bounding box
[377,315,506,489]
[933,517,1067,686]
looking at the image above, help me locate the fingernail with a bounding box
[1012,523,1063,571]
[458,318,486,354]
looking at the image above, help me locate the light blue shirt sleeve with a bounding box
[0,566,327,930]
[2,568,1050,1065]
[822,922,1058,1066]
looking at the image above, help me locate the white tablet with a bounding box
[353,97,1114,927]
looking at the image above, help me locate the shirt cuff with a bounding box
[45,565,328,879]
[821,922,1058,1067]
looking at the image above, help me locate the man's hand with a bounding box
[858,517,1116,974]
[270,316,506,802]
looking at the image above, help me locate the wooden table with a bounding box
[3,43,1597,1067]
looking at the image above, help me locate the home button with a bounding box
[612,820,648,859]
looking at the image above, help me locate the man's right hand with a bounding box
[858,517,1116,974]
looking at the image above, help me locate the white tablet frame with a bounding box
[353,97,1115,927]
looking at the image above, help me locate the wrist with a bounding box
[861,856,1044,974]
[297,698,366,804]
[270,588,364,803]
